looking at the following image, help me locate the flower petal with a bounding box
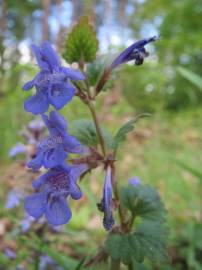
[63,134,84,154]
[70,164,88,181]
[41,41,61,70]
[49,111,67,132]
[24,192,47,219]
[27,150,43,171]
[32,172,48,190]
[48,83,75,110]
[111,36,158,69]
[69,164,88,200]
[60,67,85,81]
[45,197,72,226]
[24,92,49,115]
[31,44,49,71]
[42,111,68,137]
[69,184,83,200]
[23,80,35,91]
[43,146,67,169]
[102,166,114,231]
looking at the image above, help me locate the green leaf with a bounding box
[121,184,166,223]
[106,185,169,265]
[63,16,99,63]
[105,221,169,265]
[177,67,202,92]
[113,113,150,149]
[70,119,98,146]
[70,119,115,149]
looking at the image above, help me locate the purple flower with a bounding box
[100,166,114,231]
[24,163,88,226]
[4,248,16,259]
[39,255,55,270]
[21,213,36,232]
[111,36,158,69]
[39,255,63,270]
[5,189,24,209]
[128,177,140,187]
[9,143,26,158]
[23,41,85,115]
[28,111,84,170]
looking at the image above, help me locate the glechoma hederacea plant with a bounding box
[23,17,169,269]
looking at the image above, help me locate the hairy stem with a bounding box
[94,68,111,97]
[87,101,106,157]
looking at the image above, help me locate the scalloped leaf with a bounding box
[63,16,99,63]
[120,184,166,223]
[105,221,169,265]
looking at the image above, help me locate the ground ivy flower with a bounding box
[111,36,158,69]
[5,189,24,209]
[128,176,140,186]
[21,213,35,232]
[28,110,84,170]
[24,163,88,226]
[4,248,16,260]
[100,165,114,231]
[9,143,26,158]
[23,41,85,115]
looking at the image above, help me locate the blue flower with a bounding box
[4,248,16,260]
[5,189,24,209]
[24,163,88,226]
[101,166,114,231]
[111,36,158,69]
[23,41,85,114]
[9,143,26,158]
[128,176,140,186]
[28,111,85,170]
[21,213,35,232]
[39,255,56,270]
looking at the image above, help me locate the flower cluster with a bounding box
[22,39,151,230]
[23,42,84,115]
[23,42,88,226]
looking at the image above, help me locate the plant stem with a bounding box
[87,101,106,157]
[110,258,121,270]
[128,263,134,270]
[76,64,106,157]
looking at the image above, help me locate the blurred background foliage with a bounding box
[0,0,202,269]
